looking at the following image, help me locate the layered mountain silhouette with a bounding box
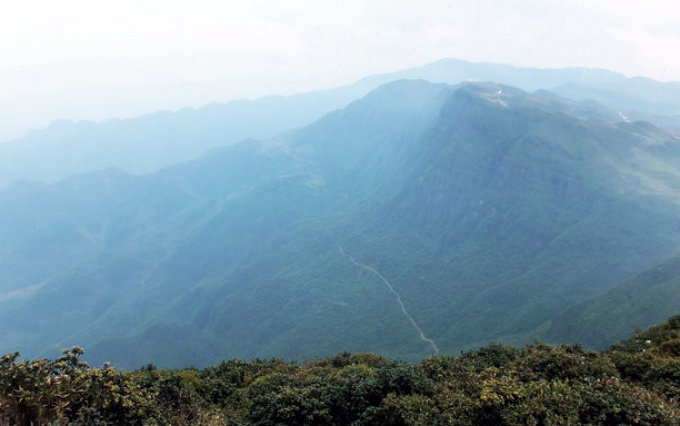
[3,75,680,368]
[3,58,680,190]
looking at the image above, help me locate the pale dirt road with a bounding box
[338,246,440,355]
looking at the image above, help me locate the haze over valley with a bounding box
[2,58,680,368]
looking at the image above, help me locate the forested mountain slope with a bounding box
[547,254,680,348]
[3,80,680,367]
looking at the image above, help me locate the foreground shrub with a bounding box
[2,315,680,426]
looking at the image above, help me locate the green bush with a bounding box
[3,315,680,426]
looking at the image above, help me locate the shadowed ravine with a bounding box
[338,246,440,355]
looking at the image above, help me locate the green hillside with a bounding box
[3,80,680,367]
[547,254,680,348]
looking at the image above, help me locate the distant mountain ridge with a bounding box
[3,79,680,367]
[3,58,680,190]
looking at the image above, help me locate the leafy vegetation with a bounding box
[2,316,680,425]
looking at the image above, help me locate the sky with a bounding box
[2,0,680,142]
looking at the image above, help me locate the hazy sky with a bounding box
[2,0,679,141]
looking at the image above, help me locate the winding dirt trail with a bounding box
[338,246,440,355]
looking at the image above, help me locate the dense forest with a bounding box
[2,315,679,426]
[6,79,680,368]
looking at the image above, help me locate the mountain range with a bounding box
[3,58,680,190]
[3,60,680,368]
